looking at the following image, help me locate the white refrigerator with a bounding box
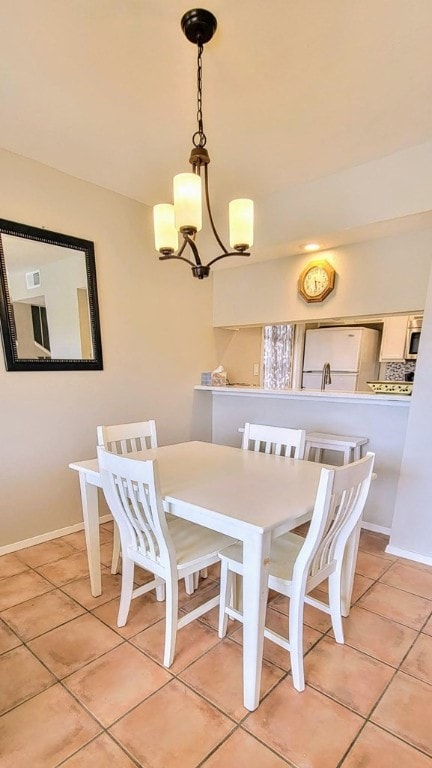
[302,327,380,392]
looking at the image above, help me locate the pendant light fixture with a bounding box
[153,8,254,279]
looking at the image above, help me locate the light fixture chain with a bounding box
[194,43,207,148]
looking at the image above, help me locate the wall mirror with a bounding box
[0,218,103,371]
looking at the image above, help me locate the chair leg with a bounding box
[117,556,134,627]
[329,570,344,643]
[163,574,179,667]
[111,523,121,574]
[155,582,166,601]
[289,590,306,691]
[184,571,203,595]
[218,559,231,638]
[184,574,195,595]
[232,572,240,611]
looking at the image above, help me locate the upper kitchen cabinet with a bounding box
[379,315,409,362]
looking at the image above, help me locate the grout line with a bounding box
[52,732,142,768]
[335,719,370,768]
[360,721,432,760]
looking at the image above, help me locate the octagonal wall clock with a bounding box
[298,259,336,303]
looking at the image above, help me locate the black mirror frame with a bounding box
[0,218,103,371]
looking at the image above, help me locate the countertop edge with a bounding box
[194,385,411,406]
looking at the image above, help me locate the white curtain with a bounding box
[263,324,294,389]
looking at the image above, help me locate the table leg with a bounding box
[340,520,361,616]
[242,531,271,711]
[78,474,102,597]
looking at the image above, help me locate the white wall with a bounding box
[388,263,432,560]
[0,149,217,548]
[215,326,262,386]
[41,255,87,358]
[213,231,432,327]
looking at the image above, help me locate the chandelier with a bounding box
[153,9,254,279]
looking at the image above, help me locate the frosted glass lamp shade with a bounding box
[174,173,202,232]
[229,198,254,249]
[153,204,178,253]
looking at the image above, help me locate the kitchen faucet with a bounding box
[321,362,332,391]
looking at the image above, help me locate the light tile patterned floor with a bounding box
[1,524,431,767]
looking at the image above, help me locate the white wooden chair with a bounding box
[218,452,375,691]
[304,431,368,465]
[97,420,204,593]
[97,420,158,576]
[98,446,236,667]
[97,420,158,456]
[242,422,306,459]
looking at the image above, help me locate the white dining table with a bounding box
[69,440,355,711]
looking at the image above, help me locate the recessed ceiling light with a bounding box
[304,243,320,252]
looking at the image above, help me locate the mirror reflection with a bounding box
[0,219,103,371]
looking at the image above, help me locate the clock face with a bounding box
[303,266,330,297]
[298,259,336,303]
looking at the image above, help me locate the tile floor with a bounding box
[1,524,432,767]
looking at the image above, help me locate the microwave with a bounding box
[404,316,422,360]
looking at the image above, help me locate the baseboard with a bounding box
[0,514,113,556]
[385,544,432,567]
[361,521,391,536]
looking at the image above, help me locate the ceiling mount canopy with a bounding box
[181,8,217,45]
[153,8,254,279]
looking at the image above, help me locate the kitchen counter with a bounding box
[197,384,411,531]
[195,385,411,406]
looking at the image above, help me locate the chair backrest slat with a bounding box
[115,473,149,553]
[97,447,174,570]
[242,422,306,460]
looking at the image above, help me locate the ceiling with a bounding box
[2,234,80,272]
[2,0,432,263]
